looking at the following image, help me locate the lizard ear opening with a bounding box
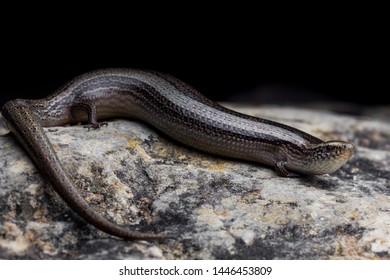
[308,141,355,175]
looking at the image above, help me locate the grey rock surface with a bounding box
[0,104,389,259]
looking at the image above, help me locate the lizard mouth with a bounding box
[288,141,355,175]
[310,141,355,174]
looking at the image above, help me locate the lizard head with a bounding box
[286,141,355,175]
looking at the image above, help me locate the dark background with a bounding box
[1,50,387,108]
[1,14,388,109]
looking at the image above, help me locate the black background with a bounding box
[1,12,388,109]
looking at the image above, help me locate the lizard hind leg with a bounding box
[71,102,108,130]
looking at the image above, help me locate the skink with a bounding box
[1,69,355,240]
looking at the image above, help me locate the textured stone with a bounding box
[0,104,389,259]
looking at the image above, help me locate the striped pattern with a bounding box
[1,69,355,240]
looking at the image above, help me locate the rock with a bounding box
[0,104,389,259]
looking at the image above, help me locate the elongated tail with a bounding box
[1,99,169,240]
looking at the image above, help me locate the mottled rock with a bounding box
[0,104,389,259]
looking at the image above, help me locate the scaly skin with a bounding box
[1,69,355,239]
